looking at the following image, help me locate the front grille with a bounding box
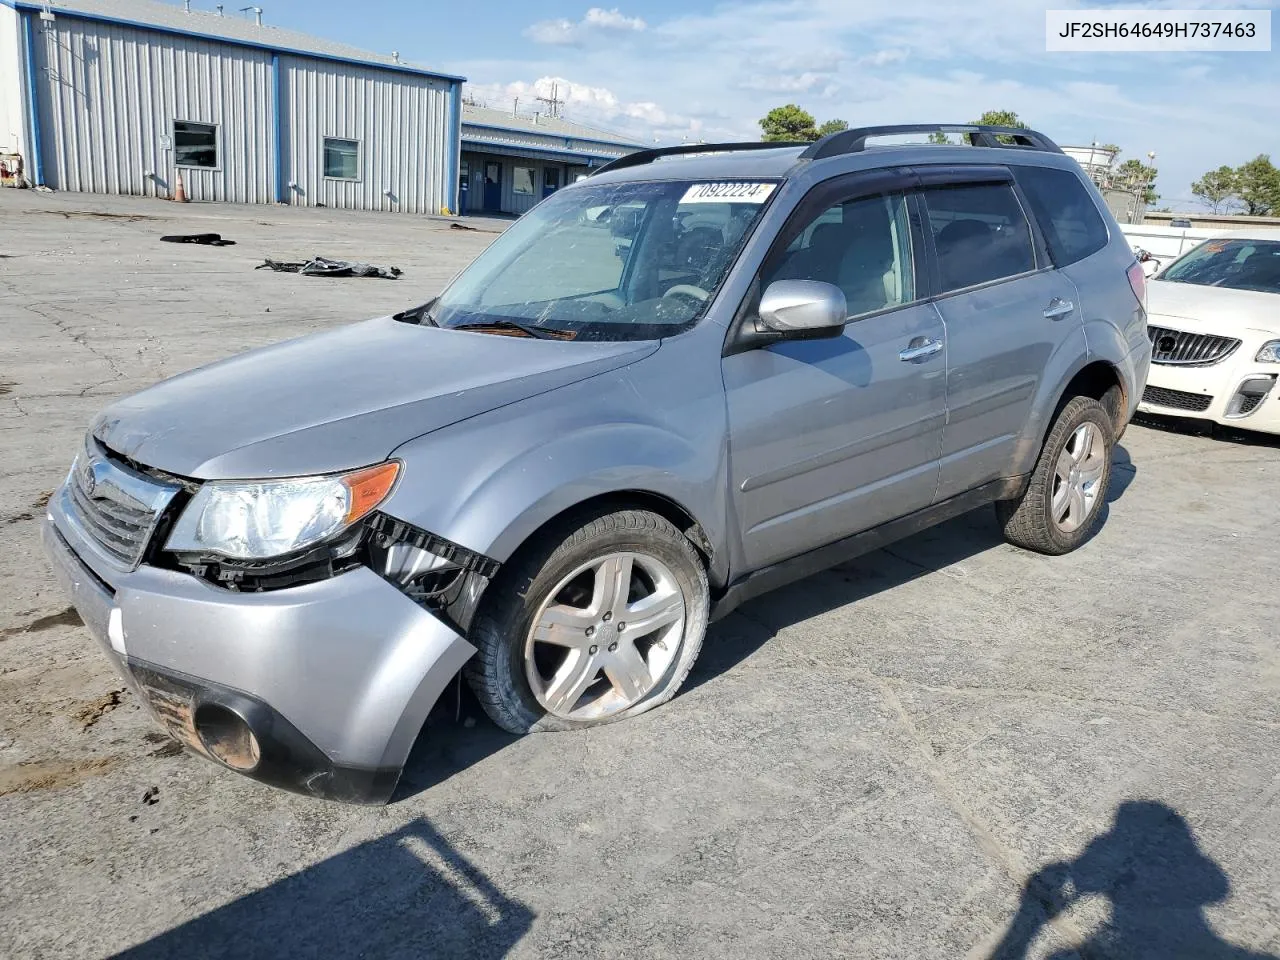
[65,439,181,568]
[1142,385,1213,413]
[1148,325,1241,366]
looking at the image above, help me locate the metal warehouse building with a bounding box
[0,0,466,213]
[0,0,644,215]
[460,104,644,216]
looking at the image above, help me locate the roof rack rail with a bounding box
[591,140,806,177]
[800,124,1063,160]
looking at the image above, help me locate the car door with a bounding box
[917,170,1082,501]
[723,179,947,573]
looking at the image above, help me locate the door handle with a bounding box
[899,338,943,363]
[1043,298,1075,320]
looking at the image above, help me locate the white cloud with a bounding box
[738,72,825,93]
[455,0,1278,206]
[583,8,646,31]
[525,7,646,46]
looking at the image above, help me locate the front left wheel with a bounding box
[465,509,709,734]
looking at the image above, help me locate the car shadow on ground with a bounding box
[690,444,1137,690]
[114,817,535,959]
[984,800,1277,959]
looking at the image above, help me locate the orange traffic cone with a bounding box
[173,170,188,203]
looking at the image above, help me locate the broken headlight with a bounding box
[165,462,400,561]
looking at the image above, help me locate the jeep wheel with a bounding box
[465,509,709,734]
[997,396,1114,555]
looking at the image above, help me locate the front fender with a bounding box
[381,360,732,590]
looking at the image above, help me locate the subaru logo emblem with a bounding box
[1157,335,1177,353]
[81,463,97,497]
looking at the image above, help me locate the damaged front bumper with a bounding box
[42,484,477,805]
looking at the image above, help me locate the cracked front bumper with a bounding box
[42,485,475,804]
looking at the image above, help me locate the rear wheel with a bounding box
[997,396,1114,555]
[465,509,709,734]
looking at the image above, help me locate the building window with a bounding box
[323,138,361,180]
[173,121,217,169]
[512,166,535,195]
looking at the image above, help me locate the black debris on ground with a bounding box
[160,233,236,246]
[255,256,402,279]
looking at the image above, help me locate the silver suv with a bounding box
[43,124,1152,803]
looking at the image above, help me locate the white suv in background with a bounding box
[1139,233,1280,434]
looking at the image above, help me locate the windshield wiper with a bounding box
[451,319,574,340]
[393,302,438,326]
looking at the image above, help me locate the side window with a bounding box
[765,192,916,318]
[922,183,1036,293]
[1015,165,1109,266]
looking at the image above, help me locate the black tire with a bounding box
[464,508,709,735]
[997,396,1115,555]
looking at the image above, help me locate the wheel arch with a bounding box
[497,489,719,590]
[1055,360,1127,438]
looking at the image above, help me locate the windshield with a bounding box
[431,179,779,341]
[1157,238,1280,294]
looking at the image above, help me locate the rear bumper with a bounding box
[42,494,475,805]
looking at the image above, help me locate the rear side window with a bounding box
[1015,165,1109,266]
[922,183,1036,293]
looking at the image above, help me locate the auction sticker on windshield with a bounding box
[680,182,777,204]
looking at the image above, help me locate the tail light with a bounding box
[1126,261,1147,313]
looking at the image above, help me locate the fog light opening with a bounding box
[193,702,261,772]
[1225,375,1277,419]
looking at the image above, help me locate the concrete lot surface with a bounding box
[2,190,1278,959]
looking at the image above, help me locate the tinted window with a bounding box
[922,183,1036,292]
[1159,239,1280,294]
[323,138,359,179]
[173,121,217,169]
[765,192,916,317]
[1015,166,1108,265]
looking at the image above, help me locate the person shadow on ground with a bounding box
[987,800,1277,960]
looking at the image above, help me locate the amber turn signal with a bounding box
[341,461,401,524]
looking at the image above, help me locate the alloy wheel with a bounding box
[524,552,686,721]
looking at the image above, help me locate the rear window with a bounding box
[1015,165,1109,266]
[921,182,1037,293]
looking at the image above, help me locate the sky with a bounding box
[182,0,1275,210]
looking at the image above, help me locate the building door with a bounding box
[483,162,502,212]
[543,167,560,199]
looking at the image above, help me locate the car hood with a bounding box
[92,316,657,479]
[1148,280,1280,335]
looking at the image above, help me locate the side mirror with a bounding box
[758,280,848,336]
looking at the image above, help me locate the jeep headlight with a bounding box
[166,462,400,561]
[1256,340,1280,363]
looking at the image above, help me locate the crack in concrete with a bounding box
[869,671,1092,958]
[24,302,129,384]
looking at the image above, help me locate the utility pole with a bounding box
[535,83,565,119]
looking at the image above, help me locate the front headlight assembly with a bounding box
[166,462,401,561]
[1256,340,1280,363]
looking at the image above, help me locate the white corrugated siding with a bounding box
[0,7,26,157]
[280,56,450,215]
[30,13,273,201]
